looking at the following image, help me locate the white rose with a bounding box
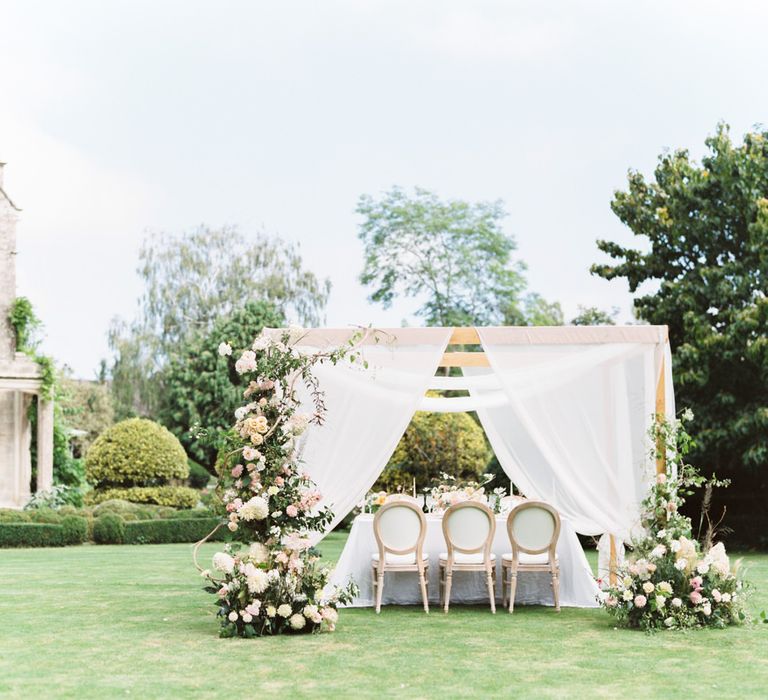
[658,581,673,595]
[671,597,682,608]
[277,604,292,618]
[702,604,712,616]
[227,611,238,622]
[696,560,710,575]
[622,590,633,602]
[267,486,279,496]
[290,613,306,630]
[657,530,667,539]
[655,595,666,608]
[711,589,722,603]
[622,576,633,588]
[670,540,681,553]
[721,592,731,603]
[241,612,253,623]
[674,558,688,571]
[218,342,232,357]
[663,616,675,627]
[642,581,655,594]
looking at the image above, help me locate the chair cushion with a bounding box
[439,552,496,564]
[371,552,428,565]
[502,552,558,565]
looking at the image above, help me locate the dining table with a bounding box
[327,511,600,608]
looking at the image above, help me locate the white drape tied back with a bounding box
[291,328,452,540]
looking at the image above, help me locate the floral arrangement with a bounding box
[197,328,362,637]
[600,410,747,631]
[428,472,506,513]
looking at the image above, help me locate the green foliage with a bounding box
[59,375,114,457]
[8,296,41,351]
[92,513,126,544]
[159,300,283,469]
[187,459,212,488]
[591,123,768,544]
[384,406,491,489]
[85,418,188,487]
[123,518,224,545]
[85,486,199,509]
[0,522,65,548]
[108,226,330,418]
[521,293,564,326]
[570,305,618,326]
[59,515,88,545]
[357,187,534,326]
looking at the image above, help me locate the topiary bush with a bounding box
[85,486,198,509]
[85,418,188,488]
[60,515,88,545]
[187,459,212,489]
[92,513,125,544]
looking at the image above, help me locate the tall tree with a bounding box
[591,124,768,542]
[357,187,541,326]
[109,226,329,418]
[570,305,618,326]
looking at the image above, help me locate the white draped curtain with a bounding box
[293,328,452,539]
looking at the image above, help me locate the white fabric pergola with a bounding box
[281,325,673,581]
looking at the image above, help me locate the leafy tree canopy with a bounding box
[109,226,328,418]
[159,300,283,470]
[591,123,768,479]
[357,187,558,326]
[570,305,618,326]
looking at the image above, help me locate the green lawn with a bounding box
[1,533,767,699]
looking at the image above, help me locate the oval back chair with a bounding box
[439,501,497,613]
[372,501,429,613]
[503,501,561,613]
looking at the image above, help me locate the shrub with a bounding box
[60,515,88,545]
[85,418,188,487]
[0,523,64,548]
[123,518,224,545]
[92,513,125,544]
[26,508,63,524]
[0,509,31,523]
[188,459,212,489]
[85,486,199,509]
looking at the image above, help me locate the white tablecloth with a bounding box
[327,513,600,608]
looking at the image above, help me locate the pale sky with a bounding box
[2,0,767,378]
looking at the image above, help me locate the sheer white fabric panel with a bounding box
[468,333,667,546]
[294,329,452,540]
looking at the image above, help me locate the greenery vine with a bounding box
[8,296,55,399]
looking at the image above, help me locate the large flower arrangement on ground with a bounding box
[600,410,747,631]
[197,328,361,637]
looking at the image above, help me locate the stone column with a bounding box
[36,395,54,492]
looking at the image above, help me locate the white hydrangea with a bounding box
[238,496,269,521]
[212,552,235,574]
[289,613,306,630]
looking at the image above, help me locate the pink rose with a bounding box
[605,595,618,607]
[689,576,703,590]
[286,505,298,517]
[690,590,703,605]
[275,476,284,486]
[217,586,228,597]
[634,595,647,608]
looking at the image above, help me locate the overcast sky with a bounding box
[2,0,767,378]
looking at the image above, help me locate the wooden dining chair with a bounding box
[439,501,497,614]
[502,501,561,613]
[372,501,429,613]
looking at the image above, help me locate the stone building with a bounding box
[0,162,53,508]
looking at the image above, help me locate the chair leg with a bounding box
[375,571,384,614]
[508,570,518,614]
[419,568,429,614]
[552,567,560,612]
[501,566,507,610]
[486,568,496,614]
[443,569,453,613]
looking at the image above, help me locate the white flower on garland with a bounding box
[238,496,269,521]
[277,604,292,618]
[243,563,269,594]
[290,613,306,630]
[213,552,235,574]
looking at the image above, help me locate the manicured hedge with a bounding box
[93,513,125,544]
[123,518,224,545]
[0,515,88,548]
[85,486,199,509]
